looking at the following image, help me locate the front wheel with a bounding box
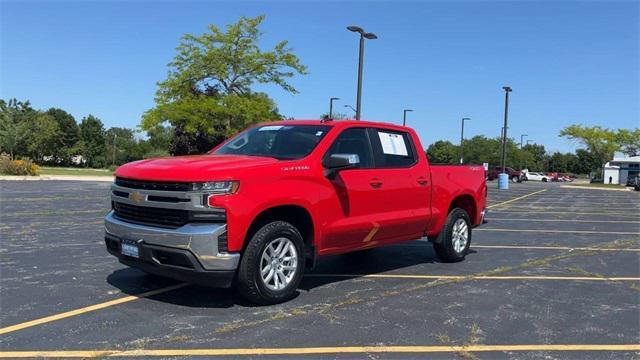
[542,178,548,182]
[433,208,471,262]
[511,176,519,183]
[236,221,305,305]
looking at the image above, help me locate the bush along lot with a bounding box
[0,153,39,175]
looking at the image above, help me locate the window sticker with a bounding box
[378,132,408,156]
[315,131,324,136]
[258,125,284,131]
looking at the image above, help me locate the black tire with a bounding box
[236,221,305,305]
[542,178,548,183]
[433,208,472,263]
[511,176,519,183]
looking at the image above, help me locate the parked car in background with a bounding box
[626,175,639,187]
[487,167,522,182]
[523,171,550,182]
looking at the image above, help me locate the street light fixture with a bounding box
[403,109,413,126]
[347,25,377,120]
[500,86,512,173]
[526,139,534,145]
[344,104,357,115]
[460,117,471,164]
[329,97,340,119]
[520,134,528,149]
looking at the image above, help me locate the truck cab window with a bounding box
[369,129,417,168]
[324,128,373,168]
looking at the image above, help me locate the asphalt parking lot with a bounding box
[1,180,639,359]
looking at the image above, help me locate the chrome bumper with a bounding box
[104,211,240,271]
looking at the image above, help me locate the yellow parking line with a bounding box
[487,189,548,209]
[488,218,640,224]
[1,344,638,357]
[476,228,639,235]
[0,283,187,335]
[306,274,640,281]
[472,245,640,252]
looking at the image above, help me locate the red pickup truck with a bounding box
[105,120,487,304]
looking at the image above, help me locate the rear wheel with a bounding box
[236,221,305,305]
[433,208,471,262]
[542,177,548,182]
[511,176,519,183]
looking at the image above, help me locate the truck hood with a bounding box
[115,155,278,182]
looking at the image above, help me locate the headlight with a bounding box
[191,181,240,194]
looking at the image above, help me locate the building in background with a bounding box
[603,155,640,184]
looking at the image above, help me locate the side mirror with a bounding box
[323,153,360,178]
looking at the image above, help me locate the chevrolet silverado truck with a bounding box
[105,120,487,304]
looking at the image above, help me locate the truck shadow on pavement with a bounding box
[106,241,474,307]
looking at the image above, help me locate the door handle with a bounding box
[417,177,429,186]
[369,178,383,188]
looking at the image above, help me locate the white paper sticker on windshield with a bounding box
[378,132,408,156]
[258,125,284,131]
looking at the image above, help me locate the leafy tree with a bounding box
[0,99,36,159]
[79,115,106,167]
[426,140,459,164]
[46,108,79,164]
[141,16,306,155]
[559,125,619,170]
[23,112,62,162]
[105,127,142,165]
[145,124,173,151]
[547,152,579,173]
[573,149,600,175]
[616,128,640,156]
[320,112,347,120]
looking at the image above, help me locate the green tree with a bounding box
[46,108,79,164]
[616,128,640,157]
[573,149,600,175]
[559,125,619,171]
[23,112,62,162]
[426,140,459,164]
[521,143,547,171]
[79,115,106,167]
[141,16,306,155]
[0,99,36,159]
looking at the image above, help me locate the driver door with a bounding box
[322,128,386,251]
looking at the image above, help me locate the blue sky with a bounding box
[1,1,638,153]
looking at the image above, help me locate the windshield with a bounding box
[214,124,331,160]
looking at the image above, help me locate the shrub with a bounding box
[0,153,40,176]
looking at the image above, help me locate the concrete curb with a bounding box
[0,175,114,182]
[561,185,633,192]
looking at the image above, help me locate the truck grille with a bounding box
[113,202,188,228]
[115,177,191,192]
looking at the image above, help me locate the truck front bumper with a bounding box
[104,211,240,287]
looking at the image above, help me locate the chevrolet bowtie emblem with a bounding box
[129,191,145,202]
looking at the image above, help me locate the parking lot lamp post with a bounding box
[527,139,534,145]
[403,109,413,126]
[112,133,117,166]
[500,86,512,173]
[460,117,470,164]
[329,97,340,119]
[520,134,528,149]
[344,104,357,117]
[347,26,377,120]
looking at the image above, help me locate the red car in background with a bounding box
[486,167,523,182]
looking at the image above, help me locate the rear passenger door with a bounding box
[367,128,431,242]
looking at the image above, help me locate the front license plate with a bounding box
[121,241,140,258]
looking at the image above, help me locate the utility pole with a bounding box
[520,134,528,149]
[500,86,512,173]
[460,117,470,164]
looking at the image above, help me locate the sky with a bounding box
[1,0,638,153]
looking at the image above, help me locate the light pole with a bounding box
[112,132,117,166]
[347,25,377,120]
[500,86,512,173]
[520,134,528,149]
[329,97,340,119]
[403,109,413,126]
[460,117,470,164]
[526,139,534,145]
